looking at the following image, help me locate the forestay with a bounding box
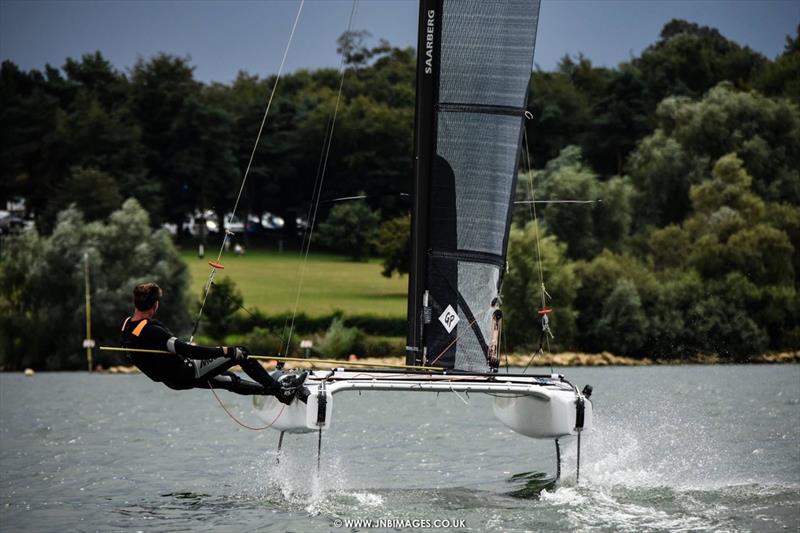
[407,0,541,371]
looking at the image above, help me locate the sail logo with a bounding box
[439,304,459,333]
[425,10,435,74]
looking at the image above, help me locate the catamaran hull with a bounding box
[492,390,592,438]
[253,370,591,439]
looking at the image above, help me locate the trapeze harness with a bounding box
[120,317,277,396]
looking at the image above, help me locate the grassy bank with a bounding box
[180,248,407,317]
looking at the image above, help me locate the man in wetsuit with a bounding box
[122,282,305,404]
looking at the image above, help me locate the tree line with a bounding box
[0,21,798,368]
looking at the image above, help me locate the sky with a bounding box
[0,0,797,84]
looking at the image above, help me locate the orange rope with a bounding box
[208,381,285,431]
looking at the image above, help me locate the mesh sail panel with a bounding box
[439,0,539,108]
[438,112,523,256]
[424,0,540,371]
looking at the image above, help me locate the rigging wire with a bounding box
[190,0,305,342]
[208,381,286,431]
[521,122,554,374]
[426,303,494,367]
[283,0,359,355]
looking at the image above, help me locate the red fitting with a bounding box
[538,308,553,315]
[208,261,225,270]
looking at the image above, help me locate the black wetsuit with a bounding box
[120,316,279,396]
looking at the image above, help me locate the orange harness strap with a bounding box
[132,319,148,337]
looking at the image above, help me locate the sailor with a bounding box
[121,282,306,403]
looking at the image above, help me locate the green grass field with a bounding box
[180,248,407,317]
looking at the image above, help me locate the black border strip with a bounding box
[436,102,527,117]
[429,249,505,268]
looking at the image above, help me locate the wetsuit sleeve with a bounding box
[171,338,225,360]
[141,323,225,360]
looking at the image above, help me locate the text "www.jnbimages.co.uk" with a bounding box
[332,518,467,529]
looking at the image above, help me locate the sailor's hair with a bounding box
[133,282,162,311]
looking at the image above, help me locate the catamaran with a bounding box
[253,0,593,482]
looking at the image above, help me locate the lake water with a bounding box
[1,365,798,532]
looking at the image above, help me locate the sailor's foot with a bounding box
[275,372,309,405]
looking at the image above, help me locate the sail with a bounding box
[407,0,541,371]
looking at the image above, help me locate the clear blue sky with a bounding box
[1,0,797,83]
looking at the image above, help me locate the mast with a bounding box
[406,0,440,366]
[407,0,540,372]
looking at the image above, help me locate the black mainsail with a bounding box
[406,0,541,371]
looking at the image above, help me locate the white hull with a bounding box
[253,369,591,439]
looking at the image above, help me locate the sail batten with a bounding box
[407,0,541,371]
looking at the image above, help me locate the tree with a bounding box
[638,153,798,355]
[525,65,592,168]
[62,51,129,111]
[316,199,380,261]
[0,199,190,370]
[634,19,767,106]
[586,67,649,175]
[43,167,123,227]
[374,214,410,277]
[203,277,243,341]
[594,279,648,356]
[337,30,383,68]
[755,24,800,102]
[0,61,68,222]
[629,83,800,226]
[503,223,579,351]
[536,146,600,259]
[573,251,659,353]
[129,54,202,226]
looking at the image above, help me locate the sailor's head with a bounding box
[134,282,162,314]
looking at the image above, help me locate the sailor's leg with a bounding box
[190,356,280,395]
[195,372,265,395]
[238,358,281,392]
[191,356,237,380]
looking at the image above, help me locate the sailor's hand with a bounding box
[225,346,249,362]
[234,346,250,362]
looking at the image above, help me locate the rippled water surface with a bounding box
[1,365,798,531]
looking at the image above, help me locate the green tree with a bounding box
[594,279,648,356]
[316,317,365,357]
[0,199,190,370]
[634,19,767,106]
[638,153,797,355]
[595,176,635,251]
[629,83,800,226]
[62,51,129,110]
[317,199,380,261]
[374,214,410,277]
[573,251,659,353]
[755,24,800,101]
[43,167,123,227]
[525,62,592,167]
[203,277,243,341]
[586,67,649,175]
[536,146,600,259]
[0,61,68,223]
[130,54,202,227]
[503,223,579,351]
